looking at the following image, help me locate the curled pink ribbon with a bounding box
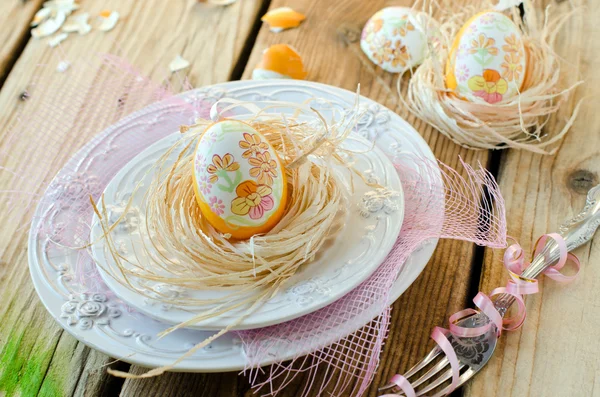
[384,233,580,397]
[385,374,416,397]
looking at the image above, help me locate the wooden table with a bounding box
[0,0,597,396]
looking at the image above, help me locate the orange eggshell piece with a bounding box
[261,7,306,31]
[255,44,307,80]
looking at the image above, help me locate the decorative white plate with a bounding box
[29,80,439,371]
[90,131,404,330]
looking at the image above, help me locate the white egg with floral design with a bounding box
[446,11,527,103]
[360,7,442,73]
[192,120,287,240]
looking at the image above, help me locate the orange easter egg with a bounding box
[445,11,527,104]
[192,120,288,239]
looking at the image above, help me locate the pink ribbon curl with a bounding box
[385,233,580,397]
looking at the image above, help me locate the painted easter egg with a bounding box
[360,7,441,73]
[192,120,288,239]
[446,11,527,104]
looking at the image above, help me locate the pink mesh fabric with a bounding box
[239,155,506,396]
[0,55,506,396]
[0,54,199,295]
[0,53,194,245]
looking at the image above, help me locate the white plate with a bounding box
[90,131,404,330]
[28,80,439,371]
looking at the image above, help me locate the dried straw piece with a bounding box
[400,2,583,154]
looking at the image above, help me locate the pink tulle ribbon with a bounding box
[384,233,580,396]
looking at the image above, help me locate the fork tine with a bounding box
[377,345,443,392]
[429,367,477,397]
[386,364,469,397]
[414,364,465,396]
[409,355,449,389]
[405,345,443,378]
[386,364,464,397]
[378,382,400,392]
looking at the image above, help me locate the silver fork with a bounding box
[379,184,600,397]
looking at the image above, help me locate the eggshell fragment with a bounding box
[32,11,66,38]
[62,13,91,35]
[49,32,69,47]
[57,60,71,72]
[252,44,307,80]
[251,69,292,80]
[261,7,306,32]
[31,8,52,27]
[32,0,79,29]
[44,0,79,14]
[169,55,190,73]
[98,10,119,32]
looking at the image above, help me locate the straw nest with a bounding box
[401,2,583,154]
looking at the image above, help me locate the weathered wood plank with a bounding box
[0,1,265,396]
[122,366,245,397]
[0,0,44,85]
[120,0,491,395]
[464,0,600,395]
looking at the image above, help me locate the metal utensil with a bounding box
[380,184,600,397]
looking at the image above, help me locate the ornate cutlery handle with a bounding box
[494,185,600,316]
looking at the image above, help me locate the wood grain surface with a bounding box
[0,0,44,86]
[0,0,596,396]
[464,0,600,396]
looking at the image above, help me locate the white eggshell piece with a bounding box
[56,60,71,72]
[31,7,52,27]
[48,32,69,47]
[360,7,441,73]
[251,69,292,80]
[448,11,527,103]
[193,120,285,235]
[98,11,120,32]
[44,0,79,15]
[32,11,66,39]
[62,13,91,35]
[169,55,190,73]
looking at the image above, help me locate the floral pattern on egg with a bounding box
[360,7,441,73]
[193,120,287,239]
[446,11,527,104]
